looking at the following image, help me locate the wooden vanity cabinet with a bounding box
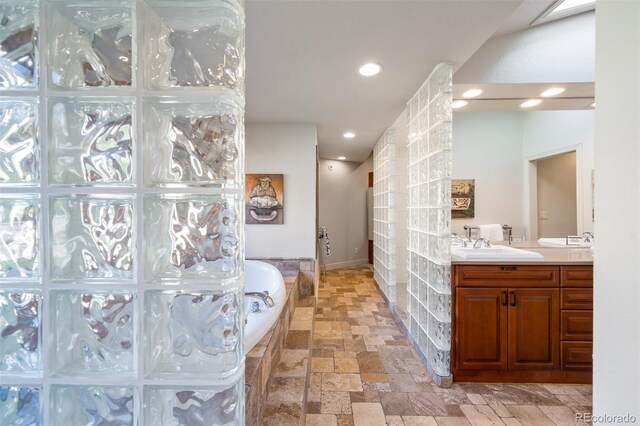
[452,264,592,383]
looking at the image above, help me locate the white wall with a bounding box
[452,111,525,236]
[455,12,595,84]
[522,110,595,237]
[246,123,317,259]
[594,0,640,421]
[319,156,372,269]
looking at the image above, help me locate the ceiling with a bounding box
[245,0,526,162]
[452,82,595,112]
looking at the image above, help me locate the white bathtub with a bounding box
[244,260,286,354]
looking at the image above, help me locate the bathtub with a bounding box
[244,260,286,354]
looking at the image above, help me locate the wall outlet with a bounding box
[539,210,549,220]
[354,247,359,255]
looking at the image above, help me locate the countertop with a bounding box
[451,242,594,265]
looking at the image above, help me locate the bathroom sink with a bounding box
[451,246,543,259]
[538,238,593,247]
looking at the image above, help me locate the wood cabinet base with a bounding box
[453,369,592,384]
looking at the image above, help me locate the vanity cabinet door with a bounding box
[508,288,560,370]
[455,288,508,370]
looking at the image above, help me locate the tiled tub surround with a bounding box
[0,0,246,424]
[249,257,316,296]
[245,273,309,424]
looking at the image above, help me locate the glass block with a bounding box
[428,261,451,293]
[428,179,450,207]
[142,97,243,188]
[50,195,134,282]
[145,289,243,379]
[0,291,41,373]
[428,63,452,100]
[427,338,450,377]
[47,3,134,89]
[144,383,244,426]
[48,97,134,186]
[143,1,244,93]
[409,316,418,340]
[0,4,38,88]
[50,290,135,377]
[0,195,39,280]
[50,385,135,426]
[429,121,452,152]
[428,311,451,350]
[0,98,39,185]
[0,385,41,425]
[429,93,452,126]
[428,286,451,322]
[144,194,242,283]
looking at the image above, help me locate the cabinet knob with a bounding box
[501,266,518,271]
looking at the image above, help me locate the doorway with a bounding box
[535,151,578,238]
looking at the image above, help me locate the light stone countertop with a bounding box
[451,242,594,265]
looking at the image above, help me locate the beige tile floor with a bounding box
[303,266,592,426]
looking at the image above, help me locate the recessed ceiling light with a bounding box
[520,99,542,108]
[337,156,346,160]
[358,63,382,77]
[540,87,566,97]
[343,132,356,139]
[452,100,468,109]
[462,89,483,98]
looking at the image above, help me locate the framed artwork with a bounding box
[452,179,475,218]
[245,174,284,224]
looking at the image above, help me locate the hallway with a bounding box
[305,267,592,426]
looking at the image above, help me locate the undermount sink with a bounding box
[451,245,544,259]
[538,238,593,248]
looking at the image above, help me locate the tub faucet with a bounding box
[245,292,275,308]
[473,238,491,248]
[582,232,594,243]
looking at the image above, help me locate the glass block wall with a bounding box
[373,129,396,302]
[406,63,452,379]
[0,0,245,424]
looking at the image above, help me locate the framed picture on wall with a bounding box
[245,174,284,224]
[452,179,475,218]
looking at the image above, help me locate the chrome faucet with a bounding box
[473,238,491,248]
[581,232,594,243]
[245,292,275,308]
[451,233,470,247]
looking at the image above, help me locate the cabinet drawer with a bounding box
[561,342,593,371]
[561,289,593,310]
[455,265,559,288]
[561,266,593,287]
[561,311,593,341]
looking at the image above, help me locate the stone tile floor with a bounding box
[303,266,592,426]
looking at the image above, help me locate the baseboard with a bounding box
[324,258,369,270]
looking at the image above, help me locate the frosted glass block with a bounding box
[408,96,418,124]
[409,317,418,340]
[418,326,428,355]
[418,84,428,114]
[436,236,450,263]
[144,195,242,283]
[47,3,134,89]
[428,261,451,293]
[0,4,38,89]
[144,383,244,426]
[428,312,451,349]
[428,63,452,100]
[50,290,135,377]
[0,98,39,185]
[428,180,450,207]
[428,286,451,322]
[419,183,428,207]
[50,195,134,282]
[419,255,428,278]
[50,385,135,426]
[429,94,452,126]
[0,291,40,373]
[427,339,450,377]
[419,302,427,326]
[0,195,39,280]
[419,104,429,134]
[429,122,452,152]
[419,158,428,183]
[48,98,134,186]
[418,232,427,256]
[0,385,41,425]
[143,97,243,188]
[143,1,244,93]
[145,289,243,379]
